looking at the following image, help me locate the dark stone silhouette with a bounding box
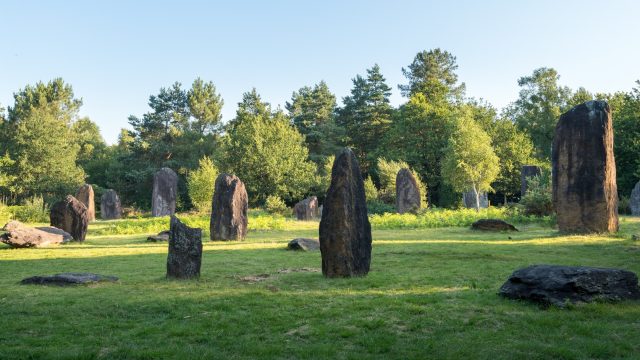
[395,168,421,214]
[520,165,542,196]
[319,148,372,277]
[152,167,178,217]
[552,101,618,233]
[499,265,640,307]
[166,216,202,279]
[631,181,640,216]
[1,220,72,248]
[100,189,122,220]
[21,273,118,286]
[147,230,170,242]
[50,195,89,242]
[287,238,320,251]
[294,196,319,220]
[75,184,96,222]
[462,189,488,209]
[210,174,248,241]
[471,219,518,231]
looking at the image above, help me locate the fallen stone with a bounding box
[166,216,202,279]
[210,173,248,241]
[1,221,72,248]
[287,238,320,251]
[21,273,118,286]
[471,219,518,231]
[147,230,170,242]
[49,195,89,242]
[499,265,640,307]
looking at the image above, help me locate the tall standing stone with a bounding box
[50,195,89,242]
[166,216,202,279]
[210,174,248,241]
[552,100,618,233]
[521,165,542,196]
[100,190,122,220]
[152,168,178,217]
[294,196,319,220]
[462,189,489,209]
[319,148,372,277]
[75,184,95,222]
[630,181,640,216]
[395,168,421,214]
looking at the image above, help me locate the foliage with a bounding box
[441,112,500,211]
[11,195,49,223]
[518,172,554,217]
[187,156,218,214]
[72,117,112,186]
[612,81,640,196]
[618,195,631,215]
[398,48,465,103]
[375,158,427,208]
[264,195,289,216]
[363,177,378,202]
[0,199,10,225]
[366,199,395,215]
[222,89,317,205]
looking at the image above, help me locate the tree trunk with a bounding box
[473,184,480,212]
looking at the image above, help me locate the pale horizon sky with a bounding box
[1,0,639,144]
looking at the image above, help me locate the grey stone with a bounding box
[210,174,248,241]
[471,219,518,231]
[50,195,89,242]
[100,189,122,220]
[396,168,421,214]
[521,165,542,196]
[152,168,178,217]
[166,216,202,279]
[75,184,96,222]
[294,196,319,220]
[147,230,170,242]
[1,221,71,248]
[631,181,640,216]
[21,273,118,286]
[499,265,640,307]
[288,238,320,251]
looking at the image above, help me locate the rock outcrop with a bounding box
[21,273,118,286]
[287,238,320,251]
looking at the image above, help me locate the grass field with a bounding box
[1,215,640,359]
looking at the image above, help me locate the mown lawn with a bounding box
[1,217,640,359]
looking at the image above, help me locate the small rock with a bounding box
[21,273,118,286]
[471,219,518,231]
[147,230,170,242]
[287,238,320,251]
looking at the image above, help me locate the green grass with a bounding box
[1,216,640,359]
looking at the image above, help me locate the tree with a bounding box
[0,79,85,202]
[286,81,342,165]
[505,67,571,160]
[613,81,640,196]
[188,78,224,135]
[72,117,112,186]
[398,48,465,103]
[337,64,394,174]
[187,156,218,213]
[221,89,317,204]
[441,112,500,211]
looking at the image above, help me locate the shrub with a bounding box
[188,156,218,214]
[376,158,427,207]
[363,177,378,202]
[519,172,553,217]
[0,199,11,226]
[265,195,288,216]
[367,199,396,215]
[12,195,49,223]
[619,195,631,215]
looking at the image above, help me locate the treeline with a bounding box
[0,49,639,211]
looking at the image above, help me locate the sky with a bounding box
[1,0,639,144]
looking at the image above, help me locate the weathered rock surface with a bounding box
[210,174,248,241]
[166,216,202,279]
[50,195,89,242]
[101,189,122,220]
[631,181,640,216]
[471,219,518,231]
[462,189,489,209]
[152,167,178,217]
[294,196,319,220]
[147,230,170,242]
[75,184,96,222]
[552,101,618,233]
[521,165,542,196]
[499,265,640,307]
[1,221,72,248]
[319,148,372,277]
[396,168,421,214]
[287,238,320,251]
[21,273,118,286]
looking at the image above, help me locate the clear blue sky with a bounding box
[1,0,638,144]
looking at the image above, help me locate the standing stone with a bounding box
[395,168,421,214]
[75,184,96,222]
[294,196,319,220]
[631,181,640,216]
[319,148,372,277]
[50,195,89,242]
[462,189,489,209]
[521,165,542,196]
[166,216,202,279]
[210,174,248,241]
[152,167,178,217]
[100,190,122,220]
[552,101,618,233]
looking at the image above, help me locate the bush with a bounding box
[367,199,396,215]
[619,195,631,215]
[0,199,11,226]
[12,195,49,223]
[519,172,553,217]
[363,177,378,202]
[376,158,427,207]
[264,195,288,216]
[188,156,218,214]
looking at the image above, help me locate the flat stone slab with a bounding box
[287,238,320,251]
[1,221,72,248]
[147,230,170,242]
[499,265,640,307]
[21,273,119,286]
[472,219,518,231]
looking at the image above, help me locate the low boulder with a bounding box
[499,265,640,307]
[1,221,72,248]
[471,219,518,231]
[21,273,119,286]
[147,230,170,242]
[287,238,320,251]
